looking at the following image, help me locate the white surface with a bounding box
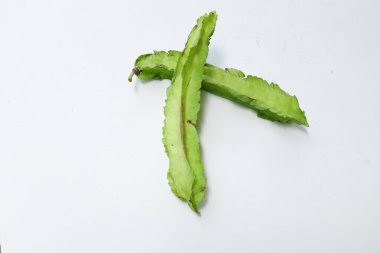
[1,0,380,252]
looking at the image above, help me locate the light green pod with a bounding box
[163,12,217,213]
[129,51,308,126]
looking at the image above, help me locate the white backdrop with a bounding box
[1,0,379,252]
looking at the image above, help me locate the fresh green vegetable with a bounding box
[129,51,308,126]
[163,12,217,213]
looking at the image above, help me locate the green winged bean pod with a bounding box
[162,12,217,213]
[130,51,308,126]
